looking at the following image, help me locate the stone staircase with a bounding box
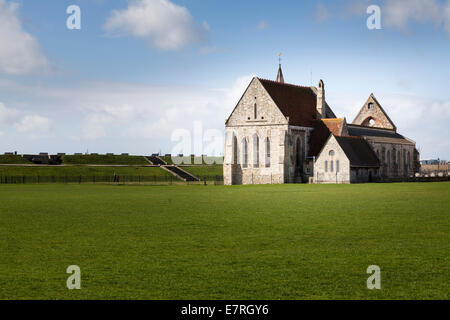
[145,155,167,166]
[162,165,200,182]
[146,155,199,182]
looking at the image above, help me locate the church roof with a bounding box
[258,78,335,127]
[334,136,380,168]
[308,118,346,157]
[322,118,346,136]
[347,124,415,145]
[308,120,333,157]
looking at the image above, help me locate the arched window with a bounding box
[398,151,401,165]
[296,138,302,169]
[325,160,328,172]
[232,135,238,164]
[382,147,386,163]
[393,149,396,164]
[253,134,259,167]
[265,137,270,168]
[329,150,335,156]
[330,160,334,172]
[254,103,257,119]
[407,151,411,168]
[242,138,248,168]
[368,102,374,110]
[387,150,391,167]
[336,160,340,173]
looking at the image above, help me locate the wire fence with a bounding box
[0,175,224,186]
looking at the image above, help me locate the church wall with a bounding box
[350,168,380,183]
[224,78,292,185]
[226,78,288,127]
[314,136,351,184]
[223,125,288,185]
[352,96,395,130]
[367,141,416,178]
[284,126,309,183]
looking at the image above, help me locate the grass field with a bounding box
[0,182,448,299]
[181,165,223,178]
[0,155,32,164]
[0,166,172,178]
[61,154,149,165]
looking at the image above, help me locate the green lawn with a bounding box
[0,182,448,299]
[61,154,149,165]
[0,166,171,177]
[0,155,32,164]
[181,165,224,178]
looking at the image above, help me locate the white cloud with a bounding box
[103,0,208,50]
[0,0,48,75]
[383,0,442,30]
[0,102,51,135]
[0,101,20,123]
[14,115,51,133]
[0,76,255,154]
[325,0,450,38]
[2,77,448,159]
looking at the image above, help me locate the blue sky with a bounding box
[0,0,449,158]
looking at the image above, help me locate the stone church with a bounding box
[223,65,420,184]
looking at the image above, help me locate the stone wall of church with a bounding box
[352,96,395,130]
[223,125,288,185]
[224,77,293,185]
[314,136,351,184]
[284,126,310,183]
[367,141,416,178]
[350,168,380,183]
[226,78,288,127]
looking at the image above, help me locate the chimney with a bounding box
[317,79,326,119]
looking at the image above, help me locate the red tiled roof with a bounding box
[322,118,345,136]
[258,78,319,127]
[335,136,380,168]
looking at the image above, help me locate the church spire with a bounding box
[276,53,284,83]
[276,64,285,83]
